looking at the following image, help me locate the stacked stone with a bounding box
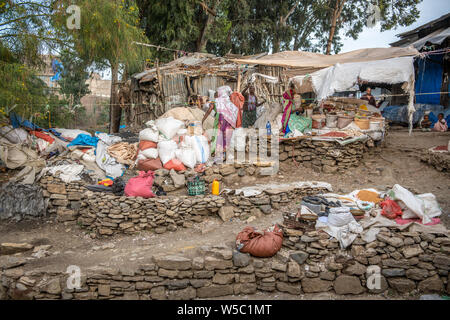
[420,150,450,172]
[279,139,369,173]
[281,228,450,295]
[79,193,226,236]
[1,232,448,300]
[39,177,86,224]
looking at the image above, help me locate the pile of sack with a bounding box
[136,116,210,173]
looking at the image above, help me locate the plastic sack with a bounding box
[124,171,156,198]
[175,148,197,169]
[139,140,157,151]
[380,198,403,219]
[53,128,91,140]
[417,193,442,219]
[137,158,163,171]
[185,135,210,164]
[0,126,29,144]
[136,152,147,162]
[139,128,159,143]
[236,224,283,258]
[163,159,186,171]
[327,207,354,227]
[156,117,184,139]
[141,148,158,159]
[158,140,178,165]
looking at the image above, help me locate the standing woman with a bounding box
[202,86,238,159]
[242,85,266,128]
[281,83,297,134]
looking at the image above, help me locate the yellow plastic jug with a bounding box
[212,179,220,195]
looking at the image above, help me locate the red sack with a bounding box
[163,159,186,171]
[139,140,157,151]
[137,158,163,171]
[124,171,156,198]
[236,224,283,258]
[380,198,402,219]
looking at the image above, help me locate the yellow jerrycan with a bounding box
[212,179,220,195]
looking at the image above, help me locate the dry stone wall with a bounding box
[1,228,448,300]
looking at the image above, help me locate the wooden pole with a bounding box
[237,68,241,92]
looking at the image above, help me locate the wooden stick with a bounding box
[237,69,241,92]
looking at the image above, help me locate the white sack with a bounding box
[327,207,354,227]
[141,148,158,159]
[156,117,184,139]
[53,128,91,140]
[158,140,178,165]
[175,148,197,169]
[139,127,159,143]
[95,140,125,178]
[0,126,29,144]
[95,132,122,145]
[184,135,209,164]
[46,164,84,183]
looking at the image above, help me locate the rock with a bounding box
[287,261,303,278]
[204,256,233,270]
[220,165,236,176]
[150,286,166,300]
[167,287,196,300]
[388,278,416,293]
[197,285,234,298]
[334,275,364,295]
[170,170,185,188]
[0,256,26,269]
[271,262,287,272]
[381,268,406,277]
[98,284,111,296]
[259,205,272,215]
[276,282,301,295]
[406,268,428,281]
[433,254,450,270]
[344,262,367,276]
[402,245,424,259]
[301,278,333,293]
[153,255,192,270]
[320,271,336,281]
[0,243,34,255]
[212,273,235,285]
[290,251,309,265]
[42,278,61,295]
[218,206,234,222]
[249,208,262,218]
[418,276,444,293]
[376,234,403,248]
[232,251,250,267]
[367,274,389,294]
[301,235,318,243]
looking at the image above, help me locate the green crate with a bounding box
[187,176,205,196]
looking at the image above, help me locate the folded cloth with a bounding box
[107,142,138,166]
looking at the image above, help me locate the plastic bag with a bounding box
[139,140,157,150]
[157,140,178,165]
[139,128,159,143]
[137,158,163,171]
[387,184,432,224]
[124,171,156,198]
[327,207,354,227]
[175,148,196,169]
[141,148,158,159]
[236,224,283,258]
[185,135,209,164]
[163,159,186,171]
[380,198,403,219]
[156,117,185,139]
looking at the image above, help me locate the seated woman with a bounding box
[433,113,448,132]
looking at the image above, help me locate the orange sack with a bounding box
[139,140,157,151]
[137,158,163,171]
[163,159,186,171]
[236,224,283,258]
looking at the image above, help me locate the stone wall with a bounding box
[1,228,448,300]
[420,150,450,172]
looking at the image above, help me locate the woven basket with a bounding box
[354,118,370,130]
[187,176,205,196]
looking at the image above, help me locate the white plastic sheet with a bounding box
[0,126,29,144]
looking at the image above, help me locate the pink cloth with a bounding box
[433,120,448,132]
[395,217,441,226]
[216,86,238,128]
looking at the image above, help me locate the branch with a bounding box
[280,1,301,26]
[199,1,217,16]
[0,14,52,27]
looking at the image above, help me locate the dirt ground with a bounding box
[0,127,449,300]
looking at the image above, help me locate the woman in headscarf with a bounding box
[202,86,238,159]
[281,83,297,134]
[242,85,266,128]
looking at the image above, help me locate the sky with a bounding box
[340,0,450,52]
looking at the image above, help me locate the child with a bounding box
[420,114,432,131]
[433,113,448,132]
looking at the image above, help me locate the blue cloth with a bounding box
[382,104,450,125]
[67,134,99,148]
[415,55,445,105]
[9,112,42,130]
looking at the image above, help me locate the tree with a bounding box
[56,0,150,133]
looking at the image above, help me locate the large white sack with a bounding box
[0,126,29,144]
[388,184,432,224]
[156,117,184,139]
[327,207,354,227]
[184,135,209,164]
[175,147,196,169]
[139,127,159,142]
[53,128,91,140]
[141,148,158,159]
[158,140,178,165]
[136,152,147,162]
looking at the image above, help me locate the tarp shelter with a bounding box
[415,54,447,105]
